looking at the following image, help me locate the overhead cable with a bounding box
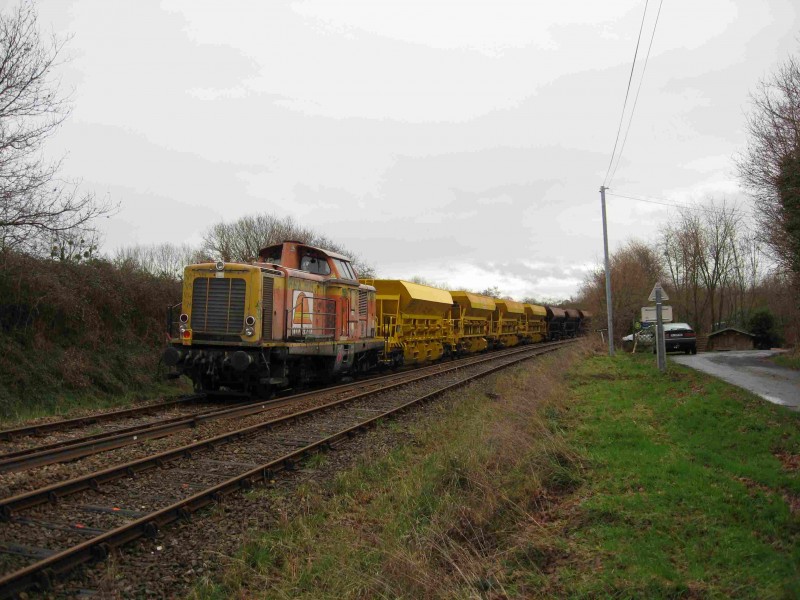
[602,0,650,187]
[607,0,664,187]
[607,191,752,216]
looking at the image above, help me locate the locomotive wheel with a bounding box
[254,381,274,400]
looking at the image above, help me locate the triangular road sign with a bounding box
[648,282,669,302]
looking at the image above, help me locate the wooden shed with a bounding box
[707,328,755,351]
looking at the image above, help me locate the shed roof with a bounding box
[708,327,754,338]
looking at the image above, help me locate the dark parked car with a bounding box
[654,322,697,354]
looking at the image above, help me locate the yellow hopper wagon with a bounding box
[363,280,453,367]
[492,299,525,348]
[449,291,495,355]
[523,303,548,343]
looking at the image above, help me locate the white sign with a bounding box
[291,290,314,335]
[642,306,673,323]
[648,282,669,302]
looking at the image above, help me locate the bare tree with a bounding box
[697,201,739,330]
[737,49,800,277]
[0,1,110,253]
[727,226,763,324]
[661,200,762,332]
[113,242,203,279]
[578,239,663,339]
[202,213,375,277]
[662,212,704,328]
[203,214,313,263]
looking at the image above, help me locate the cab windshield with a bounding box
[332,258,357,279]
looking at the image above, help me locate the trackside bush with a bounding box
[0,249,181,418]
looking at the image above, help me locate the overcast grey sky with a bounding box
[28,0,800,299]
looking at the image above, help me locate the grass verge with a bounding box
[0,380,190,427]
[191,344,800,599]
[772,348,800,370]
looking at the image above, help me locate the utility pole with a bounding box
[600,185,615,356]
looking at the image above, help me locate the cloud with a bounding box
[35,0,800,299]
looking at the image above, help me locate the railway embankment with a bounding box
[185,344,799,599]
[0,251,185,422]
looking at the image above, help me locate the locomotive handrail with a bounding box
[286,294,337,340]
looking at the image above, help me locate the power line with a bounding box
[602,0,650,187]
[607,191,752,216]
[607,191,686,208]
[607,0,664,187]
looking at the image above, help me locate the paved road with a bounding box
[671,350,800,411]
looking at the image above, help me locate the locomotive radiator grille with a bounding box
[358,289,368,317]
[262,276,274,341]
[191,277,246,334]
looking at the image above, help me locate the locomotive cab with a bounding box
[258,241,358,281]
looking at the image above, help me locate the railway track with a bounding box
[0,341,569,475]
[0,395,206,441]
[0,339,575,597]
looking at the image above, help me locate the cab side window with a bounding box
[300,253,331,275]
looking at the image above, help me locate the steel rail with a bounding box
[0,395,207,441]
[0,341,570,473]
[0,400,260,474]
[0,341,573,597]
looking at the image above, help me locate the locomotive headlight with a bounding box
[245,315,256,327]
[245,326,255,337]
[215,261,225,271]
[179,313,189,323]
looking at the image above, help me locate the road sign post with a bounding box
[649,282,668,372]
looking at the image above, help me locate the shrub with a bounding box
[748,308,782,349]
[0,249,181,417]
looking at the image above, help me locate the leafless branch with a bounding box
[0,1,113,253]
